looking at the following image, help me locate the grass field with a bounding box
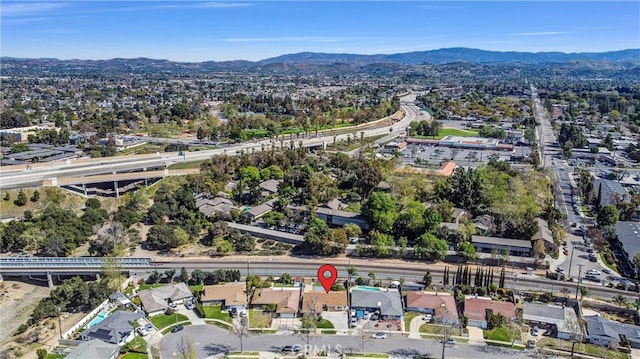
[150,313,189,329]
[124,336,147,354]
[404,312,421,332]
[248,310,271,328]
[483,326,515,342]
[121,353,148,359]
[168,159,207,170]
[0,187,85,219]
[420,323,462,337]
[203,305,231,323]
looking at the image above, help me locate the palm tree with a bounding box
[368,271,376,284]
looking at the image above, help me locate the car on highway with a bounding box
[371,332,387,339]
[171,324,184,333]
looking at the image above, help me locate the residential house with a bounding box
[532,218,556,254]
[615,221,640,278]
[593,178,630,208]
[301,290,348,316]
[523,302,580,340]
[585,315,640,348]
[471,235,532,257]
[196,194,239,218]
[289,204,370,230]
[200,282,247,312]
[259,179,281,197]
[251,287,301,318]
[350,286,404,321]
[80,311,144,345]
[66,339,119,359]
[246,198,277,221]
[137,283,193,316]
[464,297,516,329]
[405,292,459,319]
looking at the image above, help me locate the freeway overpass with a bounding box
[0,95,420,190]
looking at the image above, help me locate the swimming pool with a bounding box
[86,310,109,329]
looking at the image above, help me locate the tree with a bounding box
[230,317,250,352]
[101,257,124,291]
[362,192,398,234]
[456,241,477,263]
[597,205,619,228]
[344,223,362,239]
[416,233,448,261]
[30,189,40,202]
[176,337,197,359]
[613,294,628,308]
[423,270,432,287]
[299,314,317,349]
[14,189,27,206]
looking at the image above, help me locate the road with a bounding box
[531,86,609,282]
[159,324,537,359]
[0,94,420,190]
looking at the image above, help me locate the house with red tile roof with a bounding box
[405,291,458,319]
[464,297,516,329]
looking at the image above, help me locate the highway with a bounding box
[0,94,419,190]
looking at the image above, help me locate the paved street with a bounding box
[159,325,538,359]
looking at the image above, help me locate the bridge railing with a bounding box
[0,257,151,268]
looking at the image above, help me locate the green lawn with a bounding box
[203,305,232,322]
[404,312,421,332]
[484,326,515,342]
[169,159,208,170]
[150,313,189,329]
[205,319,232,329]
[45,355,65,359]
[248,309,271,328]
[121,353,148,359]
[420,323,462,337]
[600,251,619,272]
[317,319,335,329]
[537,338,628,359]
[124,336,147,354]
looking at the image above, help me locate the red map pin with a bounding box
[317,264,338,293]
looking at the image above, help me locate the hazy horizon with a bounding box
[2,1,639,62]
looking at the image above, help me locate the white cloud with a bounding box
[1,2,69,16]
[510,32,566,36]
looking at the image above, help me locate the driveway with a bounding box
[466,326,485,345]
[322,311,348,334]
[407,315,425,339]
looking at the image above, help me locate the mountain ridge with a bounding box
[3,47,639,66]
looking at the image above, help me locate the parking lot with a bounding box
[400,144,531,169]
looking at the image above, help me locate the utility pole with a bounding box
[575,264,584,301]
[567,246,576,278]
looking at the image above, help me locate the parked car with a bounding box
[602,269,612,274]
[137,327,148,336]
[532,326,539,336]
[440,339,455,346]
[282,345,302,353]
[423,314,432,322]
[171,324,184,333]
[145,323,153,331]
[371,332,387,339]
[231,307,238,318]
[185,301,194,310]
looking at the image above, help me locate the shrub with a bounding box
[36,348,47,359]
[194,303,206,318]
[15,323,29,335]
[165,308,175,315]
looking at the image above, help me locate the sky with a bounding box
[2,1,639,62]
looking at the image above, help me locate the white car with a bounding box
[371,332,387,339]
[587,269,601,276]
[423,314,432,322]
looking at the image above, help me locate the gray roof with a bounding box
[523,303,579,335]
[138,283,192,314]
[247,203,273,218]
[66,339,119,359]
[259,179,281,193]
[615,221,640,260]
[594,178,629,207]
[532,218,553,244]
[471,235,532,249]
[350,287,403,316]
[585,315,640,343]
[82,311,143,344]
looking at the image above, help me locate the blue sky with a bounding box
[2,1,639,62]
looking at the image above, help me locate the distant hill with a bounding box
[260,48,640,65]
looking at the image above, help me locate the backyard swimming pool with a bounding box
[86,310,109,329]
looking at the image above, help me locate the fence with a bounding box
[62,299,109,339]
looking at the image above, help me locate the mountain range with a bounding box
[3,48,640,67]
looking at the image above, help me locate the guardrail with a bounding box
[0,257,152,268]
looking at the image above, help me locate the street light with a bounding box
[57,306,63,339]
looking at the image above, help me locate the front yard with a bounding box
[420,323,462,337]
[484,326,515,342]
[202,305,232,323]
[404,312,421,332]
[248,309,271,328]
[149,313,189,329]
[537,338,629,359]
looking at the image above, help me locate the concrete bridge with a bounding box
[0,257,152,287]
